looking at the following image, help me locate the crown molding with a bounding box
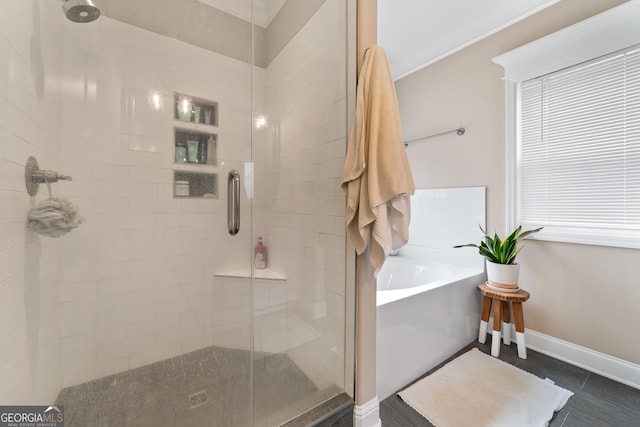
[391,0,560,80]
[493,0,640,82]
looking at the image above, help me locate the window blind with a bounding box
[519,45,640,238]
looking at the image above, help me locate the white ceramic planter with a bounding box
[486,261,520,292]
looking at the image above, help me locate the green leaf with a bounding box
[516,227,544,241]
[453,224,543,265]
[504,225,522,243]
[506,246,522,264]
[479,246,499,263]
[503,239,517,263]
[492,234,502,260]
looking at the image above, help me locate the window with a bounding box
[493,1,640,248]
[519,46,640,246]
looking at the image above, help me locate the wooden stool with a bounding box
[477,283,530,359]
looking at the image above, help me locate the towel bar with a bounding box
[404,127,465,147]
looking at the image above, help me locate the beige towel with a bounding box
[342,46,415,276]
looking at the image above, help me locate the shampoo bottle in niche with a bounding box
[254,237,267,269]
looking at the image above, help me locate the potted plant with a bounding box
[454,225,542,292]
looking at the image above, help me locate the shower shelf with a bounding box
[174,92,218,126]
[213,268,286,281]
[174,127,217,166]
[173,170,217,199]
[173,163,217,173]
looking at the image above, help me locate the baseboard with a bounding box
[484,319,640,390]
[524,328,640,390]
[353,396,381,427]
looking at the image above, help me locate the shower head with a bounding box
[62,0,101,23]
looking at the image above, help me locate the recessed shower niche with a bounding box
[172,129,218,198]
[173,170,217,199]
[174,128,217,166]
[172,92,218,198]
[174,92,218,126]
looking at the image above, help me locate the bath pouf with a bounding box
[27,197,84,237]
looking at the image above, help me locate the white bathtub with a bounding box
[376,253,485,400]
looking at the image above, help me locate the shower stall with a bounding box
[0,0,354,425]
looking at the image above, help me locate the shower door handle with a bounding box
[227,170,240,235]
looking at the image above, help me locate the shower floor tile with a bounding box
[56,346,319,427]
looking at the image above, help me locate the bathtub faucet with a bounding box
[389,249,400,256]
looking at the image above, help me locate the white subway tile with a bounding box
[60,332,96,355]
[181,334,213,354]
[0,246,24,283]
[61,349,96,373]
[129,166,172,183]
[127,257,175,275]
[61,298,97,320]
[94,325,128,347]
[62,262,127,285]
[63,356,128,388]
[125,213,158,229]
[128,342,181,370]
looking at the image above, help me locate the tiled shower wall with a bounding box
[255,0,350,394]
[1,0,352,407]
[57,16,255,387]
[0,1,63,403]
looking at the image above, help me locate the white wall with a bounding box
[404,187,486,269]
[57,15,254,387]
[395,0,640,364]
[0,0,63,403]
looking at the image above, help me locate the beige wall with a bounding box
[395,0,640,364]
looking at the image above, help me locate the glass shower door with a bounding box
[251,0,350,425]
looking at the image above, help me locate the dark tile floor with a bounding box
[56,345,329,427]
[317,339,640,427]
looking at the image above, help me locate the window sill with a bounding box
[524,226,640,250]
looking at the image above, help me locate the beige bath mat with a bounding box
[398,348,573,427]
